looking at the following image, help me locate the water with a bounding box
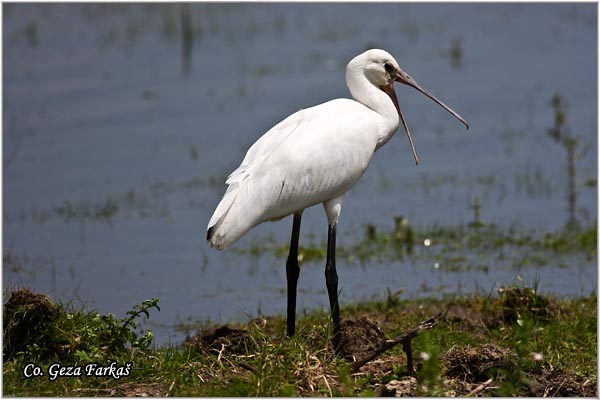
[3,3,597,344]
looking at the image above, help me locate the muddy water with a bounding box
[3,3,597,343]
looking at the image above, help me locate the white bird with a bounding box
[207,49,468,354]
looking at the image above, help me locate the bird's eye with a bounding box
[384,62,394,74]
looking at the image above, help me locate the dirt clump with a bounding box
[189,326,256,355]
[442,343,511,382]
[3,288,61,360]
[340,316,387,361]
[524,368,597,397]
[439,344,597,396]
[499,286,560,323]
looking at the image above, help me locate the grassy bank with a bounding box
[2,285,597,397]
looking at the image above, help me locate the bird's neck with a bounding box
[346,71,400,149]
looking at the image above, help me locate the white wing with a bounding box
[207,98,381,249]
[206,108,304,233]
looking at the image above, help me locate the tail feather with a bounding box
[206,164,250,237]
[206,175,261,250]
[206,186,238,249]
[207,186,237,230]
[206,226,214,241]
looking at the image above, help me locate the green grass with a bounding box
[3,285,597,396]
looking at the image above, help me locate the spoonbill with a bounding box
[207,49,468,354]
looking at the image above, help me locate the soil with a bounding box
[187,325,257,355]
[524,368,597,397]
[442,343,511,382]
[498,286,563,323]
[374,341,597,397]
[340,316,387,361]
[3,288,60,360]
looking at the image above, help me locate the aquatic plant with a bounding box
[546,93,588,229]
[238,215,596,269]
[449,36,463,69]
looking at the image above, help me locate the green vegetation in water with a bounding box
[6,175,228,225]
[3,285,596,396]
[546,93,596,230]
[237,217,597,270]
[55,197,119,223]
[449,36,463,69]
[401,167,556,202]
[187,144,199,161]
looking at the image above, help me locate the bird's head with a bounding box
[348,49,469,165]
[357,49,402,87]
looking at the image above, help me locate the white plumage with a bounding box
[207,49,467,249]
[206,49,468,353]
[207,98,385,249]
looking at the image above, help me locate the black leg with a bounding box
[325,223,344,356]
[286,212,302,337]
